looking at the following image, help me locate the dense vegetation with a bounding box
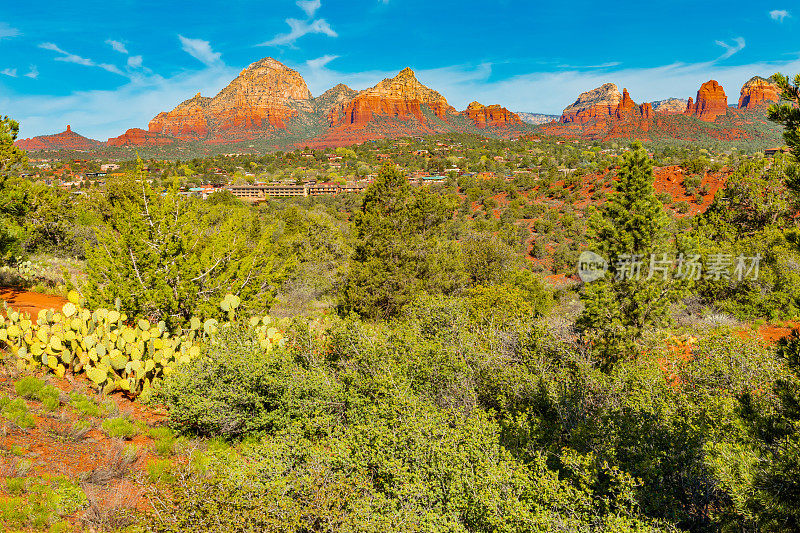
[1,73,800,531]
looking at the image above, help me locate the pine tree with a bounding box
[0,116,28,264]
[82,164,294,329]
[768,73,800,160]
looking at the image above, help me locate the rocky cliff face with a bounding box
[462,102,523,128]
[685,80,728,122]
[738,76,780,109]
[328,68,456,128]
[107,128,174,147]
[149,93,211,139]
[561,83,622,123]
[15,125,102,151]
[145,57,311,142]
[560,85,654,124]
[652,98,688,114]
[517,112,559,125]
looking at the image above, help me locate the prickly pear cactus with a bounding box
[0,291,284,397]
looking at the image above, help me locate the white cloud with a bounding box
[40,42,93,66]
[558,61,622,69]
[769,9,790,22]
[106,39,128,54]
[39,42,126,76]
[1,68,17,77]
[4,62,237,140]
[261,18,337,46]
[24,65,38,79]
[715,37,746,60]
[127,55,143,68]
[296,0,321,17]
[305,54,339,70]
[0,22,20,40]
[178,35,223,67]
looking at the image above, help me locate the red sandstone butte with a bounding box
[685,80,728,122]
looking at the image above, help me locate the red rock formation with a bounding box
[107,128,174,147]
[561,83,622,123]
[652,98,688,115]
[462,102,523,128]
[149,93,211,139]
[615,89,637,119]
[15,126,102,151]
[685,80,728,122]
[738,76,780,109]
[328,67,456,128]
[640,102,654,119]
[147,57,311,140]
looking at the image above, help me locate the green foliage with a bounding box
[69,393,103,418]
[0,476,87,530]
[0,115,29,265]
[578,143,682,368]
[101,417,137,439]
[0,395,36,429]
[341,164,462,318]
[149,426,177,456]
[81,164,294,330]
[15,376,60,411]
[768,72,800,160]
[706,329,800,529]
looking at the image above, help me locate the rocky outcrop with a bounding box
[462,102,523,128]
[149,93,211,139]
[314,84,358,116]
[107,128,174,147]
[652,98,688,114]
[146,57,311,141]
[560,85,655,125]
[738,76,780,109]
[15,125,103,151]
[328,67,456,128]
[685,80,728,122]
[517,112,559,125]
[561,83,622,123]
[615,89,637,119]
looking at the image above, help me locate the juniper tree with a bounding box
[82,164,294,330]
[340,164,461,319]
[577,143,681,370]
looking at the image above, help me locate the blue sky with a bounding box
[1,0,798,139]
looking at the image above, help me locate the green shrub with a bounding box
[14,376,45,398]
[70,393,103,418]
[1,396,35,429]
[101,417,137,439]
[149,427,176,456]
[674,200,690,214]
[146,459,174,484]
[14,377,60,411]
[158,325,332,439]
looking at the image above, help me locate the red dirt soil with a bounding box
[0,288,68,318]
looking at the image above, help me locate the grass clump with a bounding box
[148,427,176,456]
[14,376,61,411]
[69,393,104,418]
[101,417,137,439]
[0,476,87,530]
[0,396,36,429]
